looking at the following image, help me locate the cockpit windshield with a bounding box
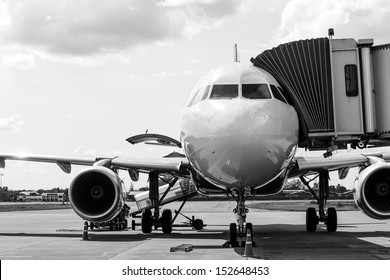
[210,84,238,99]
[242,84,271,99]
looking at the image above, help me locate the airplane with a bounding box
[1,61,390,247]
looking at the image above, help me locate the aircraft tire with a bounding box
[229,223,238,247]
[193,219,204,230]
[245,222,253,235]
[161,209,173,234]
[326,207,337,233]
[245,222,255,246]
[131,220,136,230]
[306,207,317,233]
[141,209,153,233]
[124,219,128,229]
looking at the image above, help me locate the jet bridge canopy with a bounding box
[252,38,334,138]
[252,36,390,151]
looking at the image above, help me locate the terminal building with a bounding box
[17,191,42,202]
[17,192,65,202]
[251,30,390,155]
[41,193,65,202]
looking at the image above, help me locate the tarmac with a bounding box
[0,200,390,260]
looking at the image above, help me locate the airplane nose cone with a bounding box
[203,101,287,187]
[207,102,277,137]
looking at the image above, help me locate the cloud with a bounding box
[2,53,36,70]
[0,0,249,57]
[0,115,25,132]
[154,70,204,78]
[273,0,390,45]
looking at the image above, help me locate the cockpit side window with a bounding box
[187,87,202,107]
[277,86,294,105]
[200,85,211,102]
[242,84,271,99]
[187,85,211,107]
[210,84,238,99]
[270,85,287,104]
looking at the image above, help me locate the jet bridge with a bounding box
[251,34,390,152]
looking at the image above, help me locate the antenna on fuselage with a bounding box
[234,43,240,63]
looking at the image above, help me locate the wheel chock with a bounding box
[170,244,193,252]
[82,221,89,241]
[243,231,254,257]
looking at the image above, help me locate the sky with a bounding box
[1,0,390,191]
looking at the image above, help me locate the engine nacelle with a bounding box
[354,162,390,219]
[69,166,126,223]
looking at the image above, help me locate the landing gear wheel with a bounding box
[306,207,318,233]
[245,222,253,235]
[90,222,94,230]
[229,223,238,247]
[124,219,128,229]
[109,221,114,231]
[161,209,173,234]
[326,207,337,232]
[193,219,204,230]
[245,222,254,246]
[141,209,153,233]
[131,220,136,230]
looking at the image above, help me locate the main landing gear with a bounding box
[134,171,203,234]
[300,170,337,233]
[228,189,254,247]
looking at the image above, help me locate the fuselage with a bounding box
[180,63,299,193]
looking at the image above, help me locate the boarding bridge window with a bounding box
[210,84,238,99]
[270,85,287,103]
[242,84,271,99]
[345,64,358,97]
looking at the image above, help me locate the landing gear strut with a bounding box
[301,170,338,233]
[228,189,253,247]
[135,172,201,233]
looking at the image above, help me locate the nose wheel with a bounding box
[229,222,254,247]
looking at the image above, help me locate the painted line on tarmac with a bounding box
[358,237,390,248]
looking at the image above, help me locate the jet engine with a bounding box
[69,166,126,223]
[354,162,390,219]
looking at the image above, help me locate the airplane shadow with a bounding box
[0,223,389,259]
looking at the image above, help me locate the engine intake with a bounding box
[354,163,390,219]
[69,166,125,223]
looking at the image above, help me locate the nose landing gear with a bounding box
[227,189,254,247]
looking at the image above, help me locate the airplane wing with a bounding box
[0,153,190,175]
[289,150,390,178]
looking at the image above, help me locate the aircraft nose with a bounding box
[207,102,277,138]
[203,101,285,187]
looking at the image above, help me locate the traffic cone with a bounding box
[243,231,254,257]
[82,221,89,241]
